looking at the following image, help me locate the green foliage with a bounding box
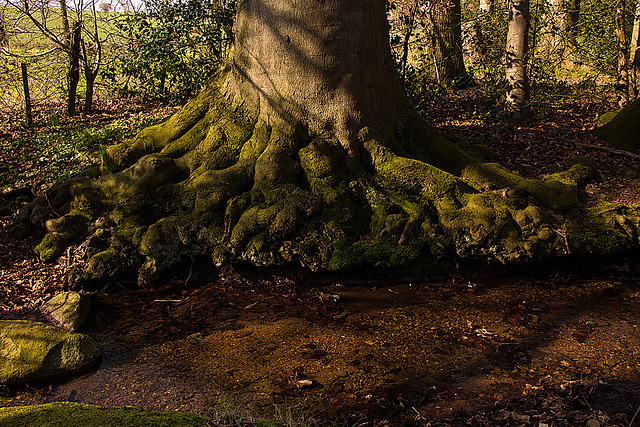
[106,0,236,101]
[572,0,634,78]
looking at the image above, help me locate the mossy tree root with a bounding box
[20,69,640,287]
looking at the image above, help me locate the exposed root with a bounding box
[18,68,640,288]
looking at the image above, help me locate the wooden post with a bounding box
[21,62,33,128]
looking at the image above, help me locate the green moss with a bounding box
[595,99,640,152]
[84,247,137,282]
[565,206,634,254]
[69,192,101,220]
[462,163,580,210]
[0,403,208,427]
[549,163,598,187]
[0,320,99,386]
[328,236,425,271]
[34,233,65,262]
[455,137,498,162]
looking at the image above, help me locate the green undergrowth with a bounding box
[0,403,207,427]
[0,107,176,192]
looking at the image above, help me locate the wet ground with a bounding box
[1,263,640,425]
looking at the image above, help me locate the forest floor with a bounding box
[1,89,640,426]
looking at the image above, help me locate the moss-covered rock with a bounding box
[0,403,207,427]
[595,98,640,152]
[41,292,91,332]
[0,320,100,386]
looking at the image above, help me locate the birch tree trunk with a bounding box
[506,0,532,120]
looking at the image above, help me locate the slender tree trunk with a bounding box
[479,0,493,12]
[506,0,532,120]
[616,0,630,107]
[543,0,564,53]
[59,0,70,37]
[630,0,640,99]
[0,22,6,46]
[564,0,580,46]
[427,0,469,86]
[67,23,81,117]
[84,72,95,114]
[21,62,33,128]
[400,1,419,85]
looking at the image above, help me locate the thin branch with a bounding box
[576,142,640,160]
[1,46,60,58]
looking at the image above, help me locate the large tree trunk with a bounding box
[23,0,635,287]
[506,0,532,120]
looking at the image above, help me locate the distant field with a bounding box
[0,5,130,114]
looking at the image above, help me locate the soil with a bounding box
[2,93,640,425]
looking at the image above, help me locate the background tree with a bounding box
[564,0,581,44]
[3,0,113,116]
[426,0,470,86]
[629,0,640,98]
[616,0,630,106]
[506,0,532,119]
[108,0,236,101]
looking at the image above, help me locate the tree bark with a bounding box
[563,0,580,45]
[426,0,470,86]
[400,0,420,85]
[23,0,630,286]
[21,62,33,128]
[506,0,532,120]
[66,23,81,117]
[616,0,630,107]
[84,72,95,114]
[630,0,640,99]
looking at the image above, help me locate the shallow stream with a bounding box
[2,266,640,424]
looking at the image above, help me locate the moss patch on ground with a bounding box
[0,403,208,427]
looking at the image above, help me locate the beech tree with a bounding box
[22,0,640,286]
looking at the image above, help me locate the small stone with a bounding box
[586,420,601,427]
[41,292,91,332]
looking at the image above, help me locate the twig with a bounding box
[554,228,571,255]
[577,142,640,160]
[154,299,186,303]
[630,401,640,427]
[184,260,193,287]
[44,191,61,218]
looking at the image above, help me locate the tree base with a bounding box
[19,69,640,288]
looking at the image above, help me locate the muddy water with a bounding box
[2,270,640,423]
